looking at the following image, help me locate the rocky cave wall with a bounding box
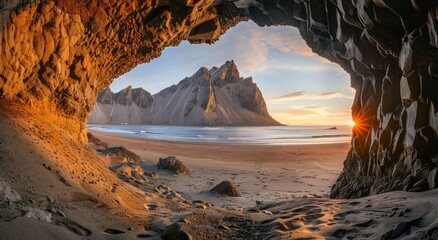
[0,0,247,142]
[1,0,438,198]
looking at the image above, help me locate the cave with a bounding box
[1,0,438,238]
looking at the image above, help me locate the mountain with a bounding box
[88,61,281,126]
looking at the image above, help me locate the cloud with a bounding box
[207,21,337,73]
[270,107,352,125]
[268,91,351,102]
[286,106,329,117]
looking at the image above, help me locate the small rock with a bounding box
[193,200,208,205]
[147,172,160,179]
[157,156,190,175]
[262,210,273,215]
[195,204,206,209]
[210,180,241,197]
[127,227,133,231]
[23,207,52,223]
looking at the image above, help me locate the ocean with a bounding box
[87,125,352,145]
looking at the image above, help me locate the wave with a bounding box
[311,134,351,139]
[88,125,352,145]
[88,127,136,134]
[140,131,163,135]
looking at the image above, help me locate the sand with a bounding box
[90,131,350,209]
[89,131,438,239]
[2,103,438,240]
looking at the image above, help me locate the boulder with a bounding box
[161,223,191,240]
[210,180,241,197]
[157,156,190,175]
[100,147,141,163]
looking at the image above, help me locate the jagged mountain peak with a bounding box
[175,60,243,89]
[90,60,280,126]
[211,60,241,86]
[96,86,154,108]
[189,67,212,86]
[97,87,114,104]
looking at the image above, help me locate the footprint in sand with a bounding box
[147,204,158,210]
[103,229,125,235]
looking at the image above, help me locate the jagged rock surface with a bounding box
[1,0,438,199]
[0,0,247,142]
[89,86,154,124]
[157,156,190,175]
[100,146,142,163]
[210,180,241,197]
[89,61,280,125]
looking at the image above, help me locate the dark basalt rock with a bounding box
[210,180,241,197]
[100,146,142,163]
[245,0,438,199]
[157,156,190,175]
[161,223,192,240]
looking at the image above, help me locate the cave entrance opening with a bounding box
[87,21,355,207]
[89,21,354,127]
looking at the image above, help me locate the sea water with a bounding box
[87,125,352,145]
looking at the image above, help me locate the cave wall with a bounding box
[0,0,246,142]
[1,0,438,198]
[246,0,438,198]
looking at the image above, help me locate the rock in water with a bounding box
[157,157,190,175]
[210,180,241,197]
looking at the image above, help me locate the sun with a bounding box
[349,120,356,127]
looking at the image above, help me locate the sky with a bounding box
[110,21,355,126]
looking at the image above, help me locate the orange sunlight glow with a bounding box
[349,120,356,127]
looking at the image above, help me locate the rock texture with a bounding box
[1,0,438,199]
[89,61,281,125]
[89,86,153,124]
[0,0,247,142]
[100,146,142,163]
[210,180,241,197]
[157,156,190,175]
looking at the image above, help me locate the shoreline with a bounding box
[87,125,353,146]
[91,131,351,208]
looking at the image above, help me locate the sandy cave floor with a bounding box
[1,105,438,240]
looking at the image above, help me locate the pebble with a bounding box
[195,204,206,209]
